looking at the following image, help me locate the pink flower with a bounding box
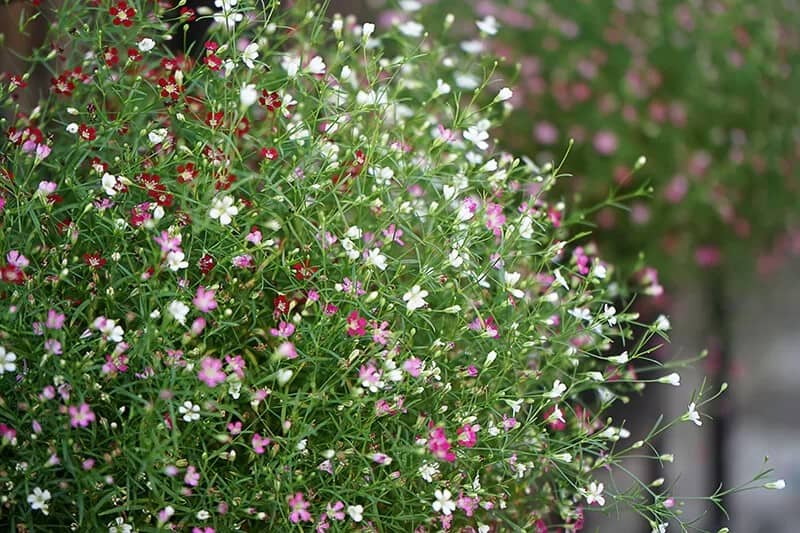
[428,427,456,463]
[68,403,96,428]
[288,492,312,523]
[485,202,506,237]
[225,354,246,378]
[269,321,295,338]
[192,286,218,313]
[252,433,271,454]
[593,130,618,155]
[403,357,423,377]
[326,501,345,520]
[6,250,29,268]
[197,357,226,387]
[456,424,478,447]
[276,341,297,359]
[346,311,367,336]
[154,231,182,253]
[45,309,66,330]
[184,465,200,486]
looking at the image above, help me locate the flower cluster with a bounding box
[410,0,800,278]
[0,0,781,531]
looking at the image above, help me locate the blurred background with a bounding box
[2,0,798,531]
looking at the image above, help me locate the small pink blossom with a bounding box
[197,357,226,387]
[192,286,218,313]
[68,403,96,428]
[252,433,271,454]
[288,492,312,523]
[184,465,200,486]
[270,321,295,338]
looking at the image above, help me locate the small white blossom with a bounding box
[494,87,513,102]
[764,479,786,490]
[463,126,489,150]
[603,304,617,326]
[658,372,681,387]
[397,21,424,37]
[167,300,190,325]
[101,173,119,196]
[240,83,258,108]
[362,22,375,39]
[179,401,200,422]
[476,15,499,35]
[209,195,238,225]
[27,487,51,515]
[347,504,364,522]
[137,38,156,52]
[0,345,18,375]
[432,489,456,516]
[108,517,133,533]
[419,462,439,482]
[686,402,702,426]
[66,122,79,134]
[166,250,189,272]
[654,314,671,331]
[403,285,429,312]
[148,128,168,145]
[545,379,567,399]
[608,351,629,365]
[651,522,668,533]
[306,56,326,75]
[582,481,605,506]
[241,42,259,69]
[365,248,388,271]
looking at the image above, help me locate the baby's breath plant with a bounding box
[0,1,782,531]
[400,0,800,279]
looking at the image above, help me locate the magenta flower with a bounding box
[154,230,182,253]
[403,357,423,377]
[288,492,312,523]
[68,403,96,428]
[197,357,226,387]
[428,427,456,463]
[192,286,218,313]
[346,311,367,336]
[269,321,295,338]
[456,423,478,448]
[276,341,297,359]
[45,309,66,330]
[252,433,271,454]
[184,465,200,486]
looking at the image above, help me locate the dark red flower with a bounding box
[215,173,236,191]
[103,47,119,67]
[205,111,224,128]
[259,90,282,112]
[0,265,26,285]
[273,295,289,316]
[158,76,181,100]
[127,48,142,62]
[83,253,106,269]
[78,124,96,141]
[51,74,74,95]
[198,254,215,275]
[176,163,197,184]
[291,260,318,281]
[109,1,136,27]
[261,147,278,161]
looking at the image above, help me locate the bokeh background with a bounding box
[2,0,798,531]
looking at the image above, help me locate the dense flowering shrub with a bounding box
[0,0,782,531]
[394,0,800,277]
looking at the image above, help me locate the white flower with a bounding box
[362,22,375,39]
[403,285,429,312]
[306,56,326,75]
[66,122,78,134]
[397,20,424,37]
[108,517,133,533]
[504,271,524,298]
[93,317,124,343]
[546,405,565,425]
[241,42,259,69]
[463,126,489,150]
[365,248,388,271]
[454,72,480,89]
[608,351,629,365]
[494,87,513,102]
[213,0,243,30]
[686,402,702,426]
[764,479,786,490]
[167,300,190,325]
[460,40,484,55]
[658,372,681,386]
[545,379,567,399]
[347,504,364,522]
[476,15,499,35]
[399,0,421,11]
[603,304,617,326]
[568,307,592,322]
[101,173,119,196]
[654,314,671,331]
[138,37,156,52]
[432,489,456,515]
[240,83,258,108]
[282,55,301,78]
[27,487,51,515]
[553,268,569,290]
[582,481,605,506]
[0,345,17,375]
[166,250,189,271]
[419,462,439,482]
[433,79,451,98]
[651,522,668,533]
[276,369,293,386]
[179,401,200,422]
[209,195,238,225]
[449,248,464,268]
[148,128,168,145]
